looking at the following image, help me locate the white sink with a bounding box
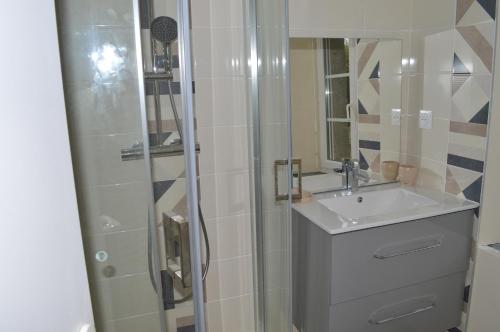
[318,187,438,220]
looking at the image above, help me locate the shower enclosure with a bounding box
[56,0,292,330]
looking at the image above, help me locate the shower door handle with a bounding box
[274,159,302,201]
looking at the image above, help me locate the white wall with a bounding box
[0,1,94,331]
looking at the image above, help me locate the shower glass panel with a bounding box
[56,0,204,331]
[247,0,292,331]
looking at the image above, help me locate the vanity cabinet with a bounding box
[292,209,474,332]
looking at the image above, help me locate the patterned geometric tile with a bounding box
[369,61,380,79]
[446,165,483,201]
[453,53,471,75]
[154,179,176,202]
[358,80,380,115]
[369,78,380,95]
[359,148,381,173]
[454,22,495,74]
[477,0,497,19]
[358,114,380,124]
[451,75,490,123]
[448,327,463,332]
[463,175,483,202]
[451,1,495,329]
[358,41,378,79]
[450,121,487,136]
[155,178,187,217]
[448,142,486,163]
[469,102,489,124]
[447,153,484,172]
[358,100,368,114]
[446,167,462,195]
[161,270,175,310]
[370,153,381,173]
[177,326,195,332]
[456,0,476,24]
[357,123,380,142]
[359,140,381,150]
[457,0,496,26]
[359,149,369,170]
[176,316,195,331]
[457,25,494,72]
[152,154,186,182]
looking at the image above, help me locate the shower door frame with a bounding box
[132,2,167,330]
[132,0,206,330]
[246,0,294,331]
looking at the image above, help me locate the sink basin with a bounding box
[317,187,438,219]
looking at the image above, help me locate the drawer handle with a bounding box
[373,236,442,260]
[369,303,435,325]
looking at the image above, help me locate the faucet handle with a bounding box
[341,158,353,171]
[351,159,360,170]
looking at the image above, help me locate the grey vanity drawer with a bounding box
[331,210,473,304]
[330,272,465,332]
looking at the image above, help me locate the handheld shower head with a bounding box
[150,16,178,44]
[150,16,177,74]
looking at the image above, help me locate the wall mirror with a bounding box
[290,37,402,193]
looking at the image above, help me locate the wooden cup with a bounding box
[399,164,418,186]
[381,161,400,181]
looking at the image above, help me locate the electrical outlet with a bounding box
[391,108,401,126]
[419,110,432,129]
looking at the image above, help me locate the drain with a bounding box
[357,196,363,203]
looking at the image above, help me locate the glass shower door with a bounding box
[247,0,293,331]
[56,0,205,331]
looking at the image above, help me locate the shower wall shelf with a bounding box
[121,143,200,161]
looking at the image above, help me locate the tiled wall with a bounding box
[290,0,498,331]
[404,1,497,329]
[446,0,495,204]
[142,0,255,330]
[402,0,496,204]
[357,39,402,174]
[289,0,497,204]
[191,0,256,331]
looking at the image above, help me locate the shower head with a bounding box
[150,16,178,44]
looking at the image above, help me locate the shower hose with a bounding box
[147,79,210,305]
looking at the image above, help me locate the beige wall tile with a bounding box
[217,256,253,299]
[210,0,244,28]
[212,77,248,126]
[220,295,255,332]
[192,27,213,79]
[412,0,456,30]
[211,27,245,77]
[289,0,365,35]
[216,214,253,259]
[416,157,447,191]
[410,28,454,74]
[214,126,249,173]
[364,0,412,32]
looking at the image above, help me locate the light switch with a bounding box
[419,110,432,129]
[391,109,401,126]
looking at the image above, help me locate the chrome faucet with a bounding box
[341,158,370,192]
